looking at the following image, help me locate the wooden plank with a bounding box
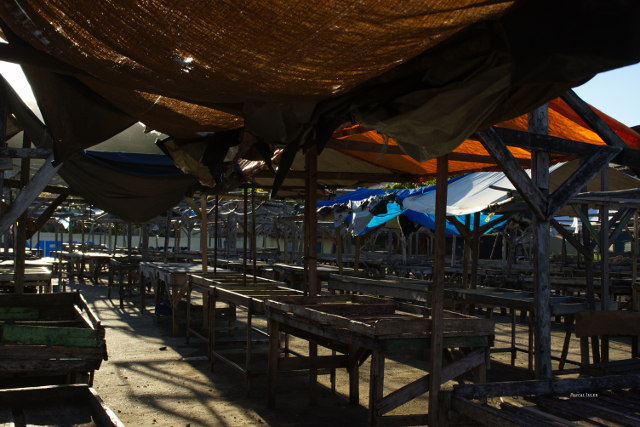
[0,359,97,373]
[0,307,39,320]
[278,354,348,371]
[535,396,640,427]
[575,311,640,338]
[550,218,592,259]
[451,396,549,427]
[0,153,62,236]
[560,90,628,149]
[376,348,485,415]
[0,344,105,359]
[453,376,640,400]
[87,387,125,427]
[546,145,622,219]
[72,305,95,330]
[26,194,68,240]
[1,325,103,347]
[493,127,640,170]
[428,154,448,427]
[477,128,547,221]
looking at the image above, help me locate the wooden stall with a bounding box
[0,292,107,387]
[265,294,494,427]
[0,384,124,426]
[187,272,301,395]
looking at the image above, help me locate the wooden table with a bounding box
[273,263,355,291]
[108,256,142,308]
[444,286,619,376]
[52,251,117,281]
[0,266,52,293]
[139,262,235,335]
[188,272,300,395]
[327,273,463,304]
[266,295,494,427]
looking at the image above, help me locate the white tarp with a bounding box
[403,161,640,216]
[402,171,527,216]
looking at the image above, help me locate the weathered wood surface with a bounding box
[0,292,107,380]
[265,295,494,338]
[452,375,640,400]
[0,384,124,426]
[575,310,640,338]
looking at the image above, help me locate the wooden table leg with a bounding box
[107,266,114,299]
[310,340,317,406]
[267,319,280,409]
[246,306,252,397]
[348,344,360,406]
[119,269,125,309]
[528,314,534,379]
[558,314,574,371]
[368,350,385,427]
[140,274,146,314]
[511,310,517,366]
[209,292,217,371]
[186,283,192,344]
[172,281,179,336]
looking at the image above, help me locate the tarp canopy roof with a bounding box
[242,97,640,197]
[0,0,638,197]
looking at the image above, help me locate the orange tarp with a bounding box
[332,98,640,180]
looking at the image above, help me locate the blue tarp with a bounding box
[319,175,510,236]
[83,151,189,177]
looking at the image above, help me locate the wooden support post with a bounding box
[307,146,318,296]
[164,210,171,262]
[369,350,385,427]
[14,134,30,294]
[354,235,361,277]
[141,223,149,262]
[600,165,610,364]
[283,200,288,263]
[251,183,256,286]
[529,104,552,380]
[463,215,471,290]
[214,195,219,274]
[634,212,639,311]
[428,154,448,427]
[201,195,208,274]
[243,184,248,286]
[471,213,480,289]
[451,234,456,267]
[127,223,132,257]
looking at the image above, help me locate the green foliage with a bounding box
[381,175,459,190]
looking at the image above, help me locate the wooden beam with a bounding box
[561,90,628,149]
[572,204,601,247]
[2,179,78,196]
[529,104,552,381]
[477,128,547,221]
[26,193,68,239]
[0,147,52,159]
[546,145,622,220]
[428,154,448,427]
[253,170,414,183]
[549,218,592,259]
[0,154,61,236]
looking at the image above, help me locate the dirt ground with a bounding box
[61,276,632,427]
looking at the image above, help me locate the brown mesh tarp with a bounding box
[0,0,639,190]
